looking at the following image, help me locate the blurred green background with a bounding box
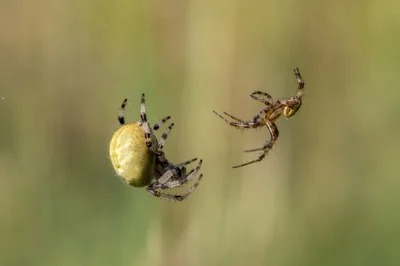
[1,0,400,265]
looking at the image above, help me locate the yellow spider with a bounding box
[109,94,203,201]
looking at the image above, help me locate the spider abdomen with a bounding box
[109,122,157,187]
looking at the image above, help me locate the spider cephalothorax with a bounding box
[109,93,203,201]
[213,68,305,168]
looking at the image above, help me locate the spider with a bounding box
[213,68,305,168]
[109,93,203,201]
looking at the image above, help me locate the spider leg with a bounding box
[171,173,203,201]
[140,93,153,148]
[155,157,197,180]
[250,90,274,106]
[146,174,203,201]
[243,110,275,153]
[251,90,273,100]
[175,158,198,168]
[223,112,245,122]
[158,123,175,150]
[213,110,236,125]
[243,147,265,152]
[154,159,203,189]
[233,121,279,168]
[155,166,185,186]
[153,116,171,131]
[147,161,203,201]
[213,111,259,129]
[293,67,305,96]
[118,98,128,125]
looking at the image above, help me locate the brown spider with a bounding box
[213,68,305,168]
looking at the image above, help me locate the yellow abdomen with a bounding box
[109,123,157,187]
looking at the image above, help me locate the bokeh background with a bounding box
[1,0,400,265]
